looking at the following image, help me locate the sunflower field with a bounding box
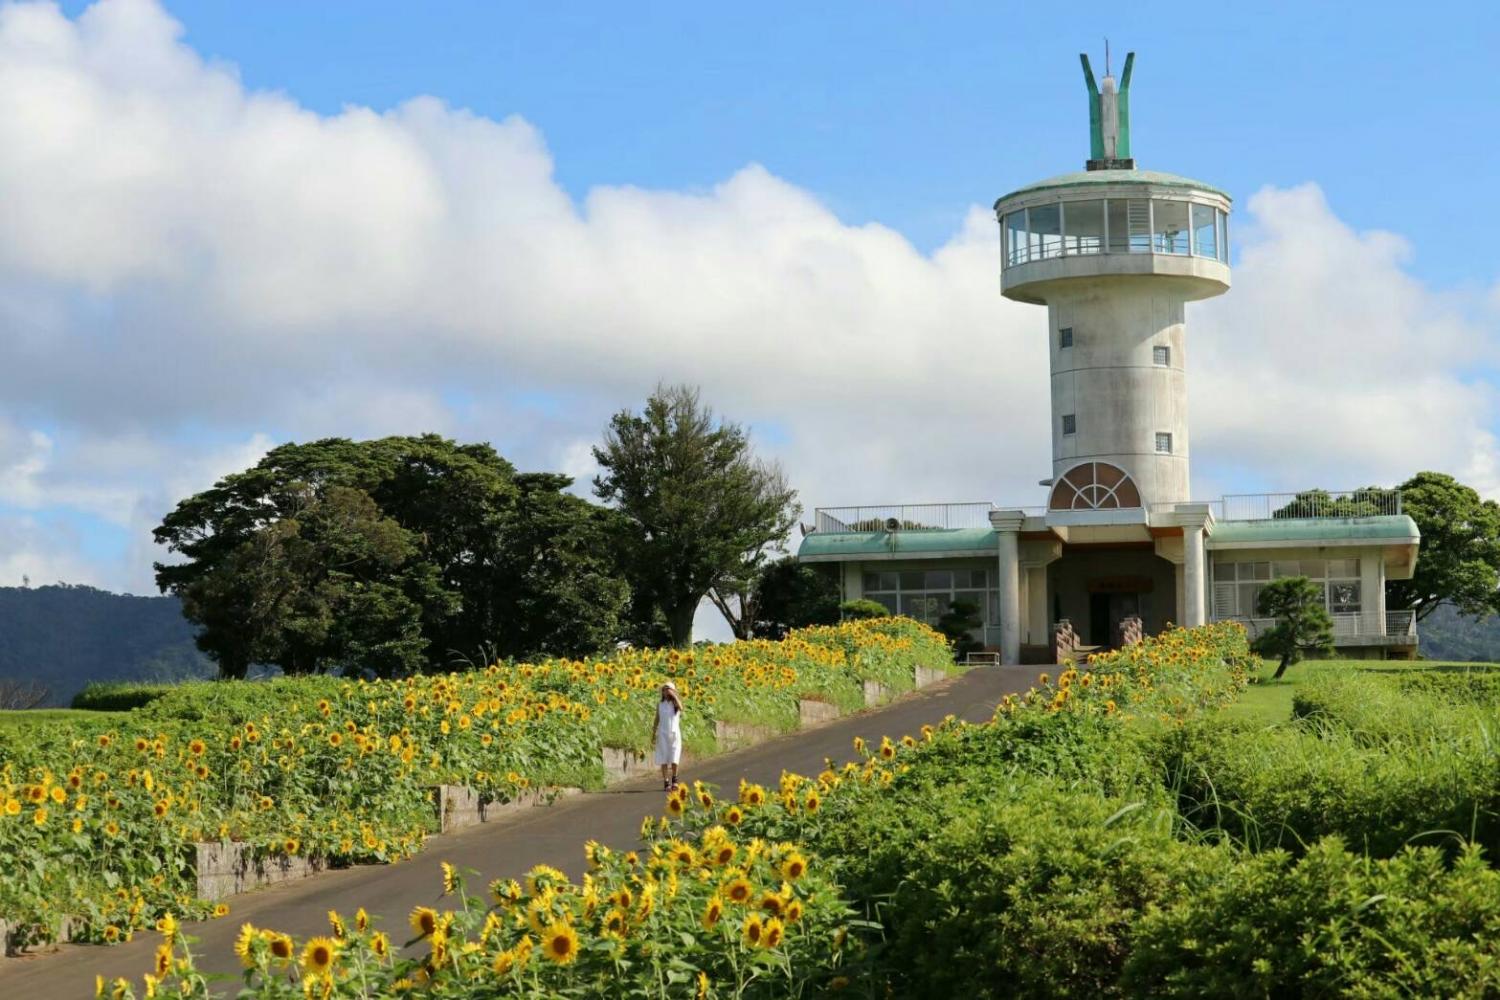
[0,617,951,951]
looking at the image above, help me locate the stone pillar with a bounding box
[990,511,1027,665]
[1183,523,1206,627]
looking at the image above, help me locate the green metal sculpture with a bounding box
[1080,48,1134,167]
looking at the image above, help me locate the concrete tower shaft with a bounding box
[1047,278,1190,505]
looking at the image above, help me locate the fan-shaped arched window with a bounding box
[1049,462,1142,511]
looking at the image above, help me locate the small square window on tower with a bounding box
[1153,345,1170,366]
[1062,414,1077,435]
[1059,327,1074,348]
[1155,432,1173,453]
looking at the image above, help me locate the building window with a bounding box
[862,569,994,632]
[1059,327,1074,348]
[1212,559,1362,619]
[1062,414,1077,435]
[1155,432,1172,453]
[1152,345,1170,366]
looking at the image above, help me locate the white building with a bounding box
[798,51,1420,663]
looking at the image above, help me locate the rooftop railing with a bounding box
[813,490,1403,534]
[813,503,997,534]
[1219,489,1402,521]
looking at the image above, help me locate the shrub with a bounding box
[70,681,176,712]
[837,599,889,620]
[1125,840,1500,998]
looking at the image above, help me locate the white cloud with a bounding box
[0,0,1497,610]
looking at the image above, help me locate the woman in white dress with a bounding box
[652,681,684,790]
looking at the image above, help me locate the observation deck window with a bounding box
[1191,203,1217,259]
[1028,204,1062,260]
[1004,211,1027,267]
[1001,197,1229,268]
[1062,200,1104,255]
[1151,200,1190,255]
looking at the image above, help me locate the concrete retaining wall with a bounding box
[915,665,949,688]
[432,785,581,834]
[193,841,328,902]
[715,719,777,750]
[861,680,891,707]
[798,699,841,727]
[602,746,660,784]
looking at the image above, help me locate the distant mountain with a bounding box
[1415,604,1500,663]
[0,584,212,706]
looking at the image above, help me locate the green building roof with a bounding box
[798,528,999,561]
[1207,515,1420,546]
[995,168,1231,207]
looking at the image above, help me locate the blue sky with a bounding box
[71,0,1500,285]
[3,0,1499,613]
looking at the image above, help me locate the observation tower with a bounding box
[993,50,1230,514]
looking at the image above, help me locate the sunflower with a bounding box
[742,914,765,947]
[724,877,753,905]
[156,912,178,944]
[32,807,47,827]
[670,842,696,867]
[441,861,458,894]
[370,931,390,958]
[301,936,337,978]
[724,805,744,826]
[702,895,724,930]
[711,842,737,867]
[665,795,685,818]
[213,903,230,918]
[601,907,628,938]
[188,739,206,756]
[409,906,439,939]
[762,917,785,948]
[327,910,346,938]
[758,891,785,917]
[355,908,369,932]
[267,932,294,963]
[3,799,19,816]
[803,791,821,814]
[541,921,579,965]
[232,929,256,965]
[781,852,808,881]
[103,925,121,943]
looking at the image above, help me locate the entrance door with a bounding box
[1089,592,1142,648]
[1088,593,1110,647]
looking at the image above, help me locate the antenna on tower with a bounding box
[1104,38,1110,77]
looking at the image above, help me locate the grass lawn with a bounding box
[0,708,131,733]
[1224,658,1500,726]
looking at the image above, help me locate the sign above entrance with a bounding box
[1087,576,1155,594]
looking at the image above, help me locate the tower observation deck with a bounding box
[993,51,1230,516]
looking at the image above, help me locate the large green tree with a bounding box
[156,435,629,677]
[748,560,841,639]
[593,385,800,647]
[1385,472,1500,622]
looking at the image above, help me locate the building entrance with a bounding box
[1047,547,1177,646]
[1088,590,1142,650]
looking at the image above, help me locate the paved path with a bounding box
[0,666,1040,996]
